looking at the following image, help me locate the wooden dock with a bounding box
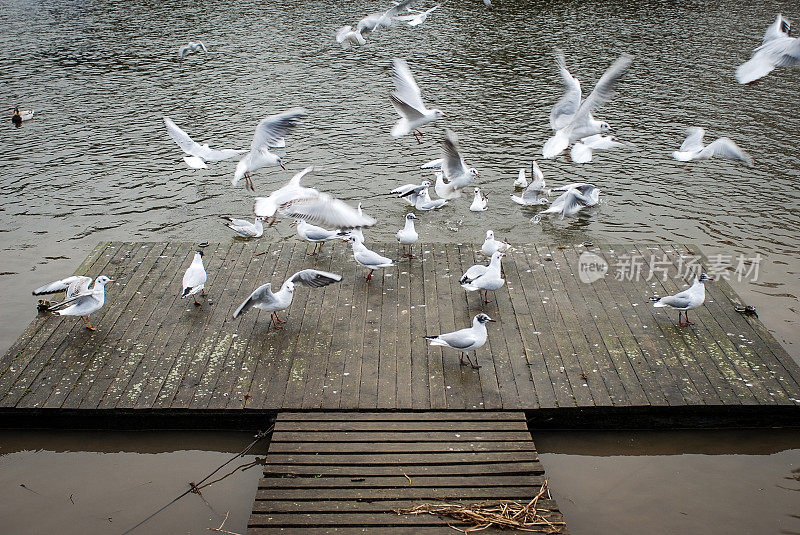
[247,411,566,534]
[1,240,799,416]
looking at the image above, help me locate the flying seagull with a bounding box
[163,117,246,169]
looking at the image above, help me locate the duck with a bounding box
[12,107,34,127]
[469,187,488,212]
[395,213,419,258]
[652,273,711,327]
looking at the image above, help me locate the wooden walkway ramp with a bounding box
[247,411,566,534]
[1,240,799,414]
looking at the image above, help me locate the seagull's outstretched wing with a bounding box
[700,138,753,165]
[279,193,377,229]
[549,49,583,130]
[288,269,343,288]
[33,275,92,298]
[570,54,633,127]
[392,58,426,112]
[736,37,800,83]
[233,283,276,318]
[163,117,245,162]
[251,108,307,152]
[679,127,706,153]
[762,14,790,44]
[441,129,467,180]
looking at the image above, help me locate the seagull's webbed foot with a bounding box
[365,270,374,281]
[459,353,467,366]
[482,291,492,304]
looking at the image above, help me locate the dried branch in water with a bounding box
[395,481,565,533]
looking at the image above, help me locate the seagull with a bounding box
[434,171,462,200]
[11,107,34,127]
[163,117,246,169]
[343,202,366,243]
[672,127,753,165]
[425,313,495,369]
[440,129,480,190]
[395,213,419,258]
[469,187,488,212]
[460,251,505,303]
[254,166,317,226]
[181,250,207,306]
[481,230,511,257]
[392,180,431,205]
[43,276,114,331]
[278,190,377,229]
[570,134,627,163]
[543,50,633,159]
[537,183,600,220]
[737,14,799,84]
[653,273,711,327]
[420,158,443,169]
[413,186,448,210]
[233,108,307,191]
[336,25,367,49]
[511,162,549,206]
[293,219,341,255]
[221,216,264,238]
[357,0,416,36]
[395,4,440,26]
[233,270,342,329]
[513,168,528,188]
[178,42,207,64]
[390,58,444,142]
[348,235,395,281]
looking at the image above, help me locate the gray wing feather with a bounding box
[33,275,92,296]
[439,329,476,349]
[288,270,343,288]
[570,54,633,127]
[441,129,467,179]
[279,194,376,229]
[233,283,276,318]
[251,108,307,152]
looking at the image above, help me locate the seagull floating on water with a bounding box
[469,187,488,212]
[178,42,207,64]
[163,117,246,169]
[234,270,342,329]
[181,251,207,306]
[736,14,799,84]
[460,251,505,303]
[413,186,448,211]
[652,273,711,327]
[511,162,549,206]
[543,50,633,159]
[672,127,752,165]
[425,313,495,369]
[481,230,511,257]
[390,58,444,143]
[348,235,396,281]
[233,108,307,191]
[395,213,419,258]
[221,216,264,238]
[33,275,114,330]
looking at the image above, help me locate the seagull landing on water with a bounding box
[511,162,550,206]
[570,134,629,164]
[425,313,495,369]
[181,251,207,306]
[736,14,799,84]
[220,216,264,238]
[348,236,396,281]
[34,275,114,331]
[178,42,207,64]
[233,108,307,191]
[392,180,431,205]
[543,50,633,159]
[652,273,711,327]
[395,213,418,258]
[460,251,506,304]
[395,4,440,26]
[672,127,753,165]
[390,58,445,143]
[440,129,480,191]
[163,117,247,169]
[536,183,600,220]
[234,270,342,330]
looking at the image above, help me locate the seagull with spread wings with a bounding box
[737,14,799,84]
[390,58,444,143]
[34,275,114,331]
[672,127,752,165]
[439,129,480,191]
[233,108,307,191]
[233,270,342,329]
[163,117,246,169]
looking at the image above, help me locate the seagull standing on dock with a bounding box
[481,230,511,257]
[395,213,419,258]
[348,236,396,281]
[294,219,341,255]
[181,251,207,306]
[233,108,307,191]
[652,273,711,327]
[234,270,342,329]
[425,313,495,369]
[34,275,114,331]
[460,251,506,303]
[221,216,264,238]
[390,58,444,143]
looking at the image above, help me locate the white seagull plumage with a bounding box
[163,117,246,169]
[233,270,342,329]
[295,219,341,255]
[395,4,439,26]
[570,134,627,163]
[538,183,600,219]
[543,51,633,159]
[336,25,367,49]
[181,251,207,305]
[45,275,114,331]
[511,161,549,206]
[469,187,488,212]
[392,180,431,205]
[221,216,264,238]
[233,108,307,191]
[653,273,711,327]
[425,313,495,369]
[278,190,376,230]
[390,58,444,141]
[736,14,799,84]
[178,41,207,64]
[672,127,753,165]
[395,213,419,257]
[253,166,318,224]
[414,186,448,211]
[348,236,396,281]
[440,129,480,190]
[460,251,505,303]
[481,230,512,257]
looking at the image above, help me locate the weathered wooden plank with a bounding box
[421,246,447,409]
[261,451,539,465]
[359,245,389,409]
[276,411,527,421]
[338,245,371,410]
[255,485,545,500]
[440,243,475,410]
[267,440,538,453]
[273,420,529,432]
[394,252,413,409]
[375,243,399,409]
[251,498,560,513]
[247,527,546,534]
[409,245,431,409]
[260,462,543,476]
[259,474,546,488]
[269,431,535,442]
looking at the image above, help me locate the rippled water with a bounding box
[0,0,798,356]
